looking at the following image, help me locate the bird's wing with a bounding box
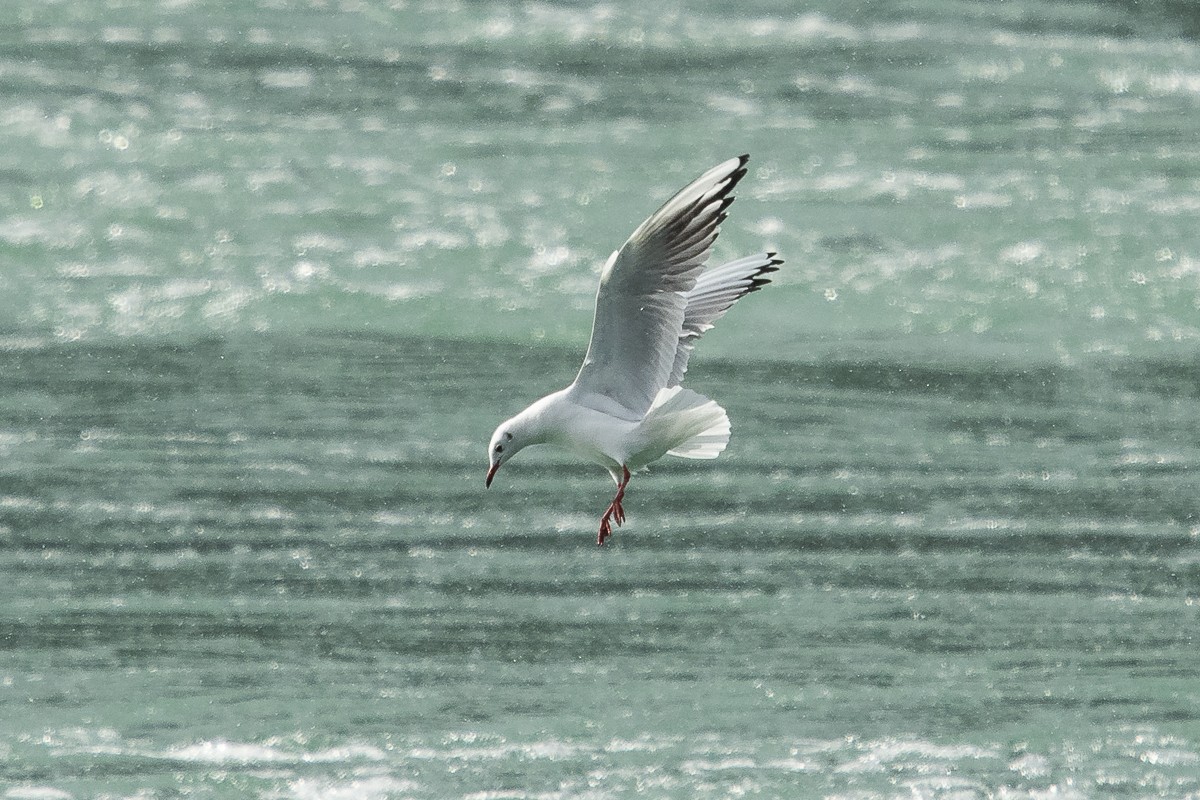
[568,155,749,420]
[667,252,782,388]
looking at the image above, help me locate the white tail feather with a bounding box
[667,425,730,458]
[630,387,730,466]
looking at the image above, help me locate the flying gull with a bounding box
[486,154,780,545]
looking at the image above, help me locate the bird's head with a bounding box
[485,420,524,488]
[486,393,557,487]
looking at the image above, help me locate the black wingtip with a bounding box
[746,254,783,292]
[728,170,748,193]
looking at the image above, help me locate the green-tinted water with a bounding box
[2,336,1198,797]
[2,0,1200,796]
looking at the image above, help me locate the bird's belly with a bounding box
[551,413,638,472]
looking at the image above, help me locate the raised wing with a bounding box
[667,252,782,388]
[568,155,750,420]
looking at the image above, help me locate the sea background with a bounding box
[2,1,1200,798]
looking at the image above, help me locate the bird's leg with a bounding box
[597,465,631,546]
[613,464,630,525]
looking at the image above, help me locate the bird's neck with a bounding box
[512,388,571,446]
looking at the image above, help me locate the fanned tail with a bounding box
[631,387,731,467]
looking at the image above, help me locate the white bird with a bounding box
[486,154,780,545]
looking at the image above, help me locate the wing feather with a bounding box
[667,252,782,388]
[568,155,750,419]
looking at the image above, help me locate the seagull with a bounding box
[486,154,780,545]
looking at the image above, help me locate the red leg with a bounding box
[597,465,631,546]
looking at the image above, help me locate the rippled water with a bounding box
[5,0,1200,359]
[2,336,1198,797]
[3,0,1200,797]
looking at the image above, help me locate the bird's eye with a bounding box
[495,444,503,453]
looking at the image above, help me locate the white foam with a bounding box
[1009,752,1051,778]
[4,788,74,800]
[681,757,757,774]
[163,739,387,765]
[836,738,1001,774]
[288,776,418,800]
[167,740,292,764]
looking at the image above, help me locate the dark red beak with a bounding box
[485,461,500,488]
